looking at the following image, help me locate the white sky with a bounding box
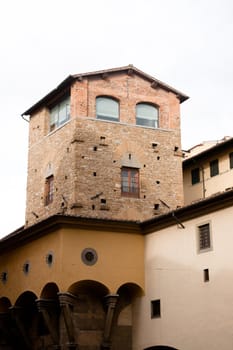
[0,0,233,236]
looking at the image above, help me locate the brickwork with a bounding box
[25,70,184,227]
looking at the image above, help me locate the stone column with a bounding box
[58,292,78,349]
[10,306,32,349]
[101,294,119,349]
[36,298,60,348]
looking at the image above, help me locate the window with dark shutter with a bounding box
[210,159,219,177]
[191,167,200,185]
[229,152,233,169]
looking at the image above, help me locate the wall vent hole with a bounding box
[1,272,7,283]
[46,253,53,266]
[23,262,30,275]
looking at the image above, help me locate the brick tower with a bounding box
[22,65,188,227]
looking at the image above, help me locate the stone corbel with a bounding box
[36,298,60,347]
[101,294,119,349]
[58,292,78,349]
[10,306,32,349]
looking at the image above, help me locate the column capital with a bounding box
[58,292,77,306]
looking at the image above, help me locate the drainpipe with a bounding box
[201,166,206,198]
[21,114,29,122]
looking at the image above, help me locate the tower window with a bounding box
[191,167,200,185]
[50,96,70,131]
[210,159,219,177]
[136,103,158,128]
[121,167,139,198]
[96,96,119,122]
[45,175,54,206]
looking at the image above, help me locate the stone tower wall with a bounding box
[25,72,183,227]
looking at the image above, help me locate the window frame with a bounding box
[191,167,200,185]
[197,222,212,253]
[96,96,119,122]
[229,152,233,169]
[210,159,219,177]
[136,102,159,128]
[121,167,140,198]
[44,175,54,206]
[49,96,70,132]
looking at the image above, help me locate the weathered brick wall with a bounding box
[25,72,183,227]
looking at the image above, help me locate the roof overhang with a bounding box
[22,65,189,117]
[183,137,233,167]
[1,189,233,253]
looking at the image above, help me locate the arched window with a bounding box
[136,103,158,128]
[96,96,119,122]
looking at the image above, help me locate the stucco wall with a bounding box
[0,226,144,305]
[183,147,233,205]
[134,206,233,350]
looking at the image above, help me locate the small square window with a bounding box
[151,299,161,318]
[198,223,212,252]
[210,159,219,177]
[191,167,200,185]
[229,152,233,169]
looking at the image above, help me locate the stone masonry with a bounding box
[24,67,187,227]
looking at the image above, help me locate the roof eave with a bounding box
[22,65,189,117]
[21,75,75,116]
[183,137,233,166]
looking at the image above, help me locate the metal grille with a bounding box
[199,223,211,250]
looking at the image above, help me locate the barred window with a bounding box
[198,223,211,251]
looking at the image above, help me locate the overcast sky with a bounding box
[0,0,233,236]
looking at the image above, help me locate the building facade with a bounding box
[2,65,233,350]
[23,65,187,227]
[183,136,233,205]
